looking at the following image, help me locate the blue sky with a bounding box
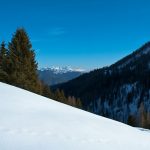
[1,0,150,69]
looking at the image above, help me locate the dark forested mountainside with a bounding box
[54,42,150,128]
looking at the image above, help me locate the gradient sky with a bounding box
[1,0,150,69]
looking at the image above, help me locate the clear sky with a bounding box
[1,0,150,69]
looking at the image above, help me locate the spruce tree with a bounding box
[8,28,41,93]
[0,41,8,82]
[139,103,147,128]
[42,83,53,98]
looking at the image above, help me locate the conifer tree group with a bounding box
[0,28,41,94]
[0,28,82,108]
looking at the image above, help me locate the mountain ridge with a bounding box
[38,66,86,86]
[54,41,150,128]
[40,66,86,74]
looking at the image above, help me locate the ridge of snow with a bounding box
[0,82,150,150]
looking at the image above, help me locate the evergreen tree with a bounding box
[53,89,68,103]
[42,83,53,98]
[8,28,41,93]
[59,90,67,103]
[127,115,137,126]
[146,112,150,129]
[54,89,63,101]
[0,41,8,82]
[76,98,82,108]
[139,103,147,128]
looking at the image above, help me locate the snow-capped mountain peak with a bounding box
[38,66,86,85]
[40,66,85,74]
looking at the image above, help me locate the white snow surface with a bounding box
[0,82,150,150]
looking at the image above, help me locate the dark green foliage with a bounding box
[52,88,82,108]
[139,103,150,129]
[127,115,137,127]
[0,42,9,82]
[42,83,53,98]
[7,28,41,93]
[54,89,67,102]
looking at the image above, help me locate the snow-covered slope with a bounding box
[0,82,150,150]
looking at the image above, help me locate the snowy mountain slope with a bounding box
[0,82,150,150]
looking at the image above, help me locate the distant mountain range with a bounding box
[54,42,150,128]
[38,66,85,86]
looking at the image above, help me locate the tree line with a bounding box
[0,28,82,108]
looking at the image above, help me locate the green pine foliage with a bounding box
[0,41,9,82]
[7,28,41,93]
[52,88,82,108]
[127,115,137,127]
[42,83,53,98]
[139,103,150,128]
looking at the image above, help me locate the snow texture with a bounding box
[0,82,150,150]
